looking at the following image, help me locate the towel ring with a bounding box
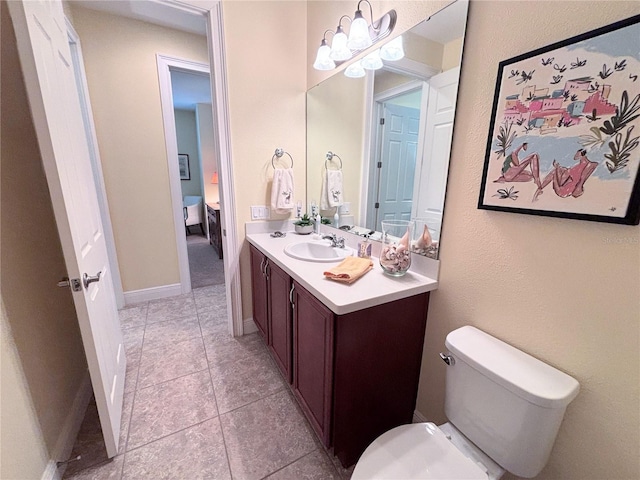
[272,148,294,169]
[325,151,343,170]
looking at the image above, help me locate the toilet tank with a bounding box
[444,326,579,478]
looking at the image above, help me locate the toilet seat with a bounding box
[352,423,500,480]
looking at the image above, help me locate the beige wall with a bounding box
[1,4,88,476]
[222,0,308,320]
[308,1,639,479]
[69,6,210,292]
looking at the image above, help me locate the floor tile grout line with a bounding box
[120,411,223,458]
[119,301,148,478]
[256,448,322,480]
[199,298,236,479]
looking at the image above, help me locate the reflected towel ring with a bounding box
[272,148,294,169]
[325,151,343,170]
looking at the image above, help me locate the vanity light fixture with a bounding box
[329,18,352,61]
[344,61,366,78]
[313,31,337,71]
[313,0,396,71]
[361,49,383,70]
[379,35,404,61]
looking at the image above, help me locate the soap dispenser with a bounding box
[358,234,371,259]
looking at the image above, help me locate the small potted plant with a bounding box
[294,214,314,235]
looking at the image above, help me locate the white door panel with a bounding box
[9,0,124,457]
[414,68,460,220]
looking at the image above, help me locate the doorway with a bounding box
[367,85,424,232]
[169,69,225,289]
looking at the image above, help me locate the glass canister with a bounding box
[380,220,414,276]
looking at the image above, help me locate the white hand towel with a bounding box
[321,169,344,210]
[271,168,294,214]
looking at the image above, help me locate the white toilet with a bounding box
[352,326,580,479]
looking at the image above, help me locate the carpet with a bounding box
[187,233,225,288]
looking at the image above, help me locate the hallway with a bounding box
[63,286,352,479]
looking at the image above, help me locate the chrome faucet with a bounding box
[322,233,345,249]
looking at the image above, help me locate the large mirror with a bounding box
[306,0,468,259]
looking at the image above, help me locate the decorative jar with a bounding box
[379,220,414,276]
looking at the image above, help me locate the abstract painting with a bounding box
[479,15,640,225]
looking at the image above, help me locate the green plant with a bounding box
[321,217,331,225]
[605,125,639,173]
[294,214,313,226]
[495,121,516,158]
[600,91,640,136]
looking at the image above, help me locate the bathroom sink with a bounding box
[284,240,354,263]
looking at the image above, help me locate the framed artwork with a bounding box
[178,154,190,181]
[478,14,640,225]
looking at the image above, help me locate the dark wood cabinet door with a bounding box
[267,261,292,383]
[249,245,269,342]
[292,281,334,446]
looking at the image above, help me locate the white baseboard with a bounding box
[243,317,258,335]
[123,283,182,305]
[413,409,428,423]
[42,372,92,480]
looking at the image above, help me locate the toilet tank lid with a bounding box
[445,326,580,408]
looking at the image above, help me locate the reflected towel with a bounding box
[320,169,344,210]
[271,168,294,214]
[323,256,373,284]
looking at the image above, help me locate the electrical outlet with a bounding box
[250,205,270,220]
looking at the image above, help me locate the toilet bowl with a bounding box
[352,422,504,480]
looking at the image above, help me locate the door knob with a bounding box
[83,271,102,289]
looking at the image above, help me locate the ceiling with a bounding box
[68,0,207,35]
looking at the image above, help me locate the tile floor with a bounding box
[63,285,353,480]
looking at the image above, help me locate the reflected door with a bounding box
[372,103,421,231]
[412,67,460,239]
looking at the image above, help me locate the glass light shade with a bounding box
[347,12,372,50]
[361,49,383,70]
[344,61,366,78]
[211,172,219,184]
[329,29,351,61]
[313,41,336,71]
[380,35,404,61]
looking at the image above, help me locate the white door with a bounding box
[373,103,421,231]
[412,67,460,235]
[9,0,125,457]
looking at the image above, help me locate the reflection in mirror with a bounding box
[306,0,468,259]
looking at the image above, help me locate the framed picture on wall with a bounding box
[178,154,190,181]
[478,14,640,225]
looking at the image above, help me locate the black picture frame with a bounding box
[178,154,190,181]
[478,14,640,225]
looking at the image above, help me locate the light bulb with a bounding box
[330,26,352,61]
[347,11,372,50]
[313,40,336,71]
[344,61,366,78]
[361,49,383,70]
[380,35,404,61]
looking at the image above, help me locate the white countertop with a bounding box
[246,223,439,315]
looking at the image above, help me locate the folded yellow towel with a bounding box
[323,256,373,284]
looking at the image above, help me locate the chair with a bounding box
[183,195,205,235]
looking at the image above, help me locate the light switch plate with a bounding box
[250,205,270,220]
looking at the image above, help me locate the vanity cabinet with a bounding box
[250,244,430,467]
[249,245,270,341]
[291,281,334,446]
[249,245,292,382]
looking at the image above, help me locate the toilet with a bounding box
[352,326,580,479]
